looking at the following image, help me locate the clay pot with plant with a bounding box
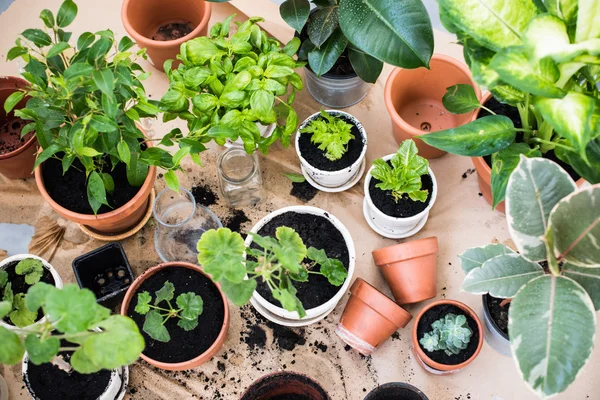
[364,382,429,400]
[121,261,230,371]
[240,371,330,400]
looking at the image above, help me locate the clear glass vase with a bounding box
[217,147,265,207]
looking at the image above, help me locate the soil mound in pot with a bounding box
[367,386,424,400]
[152,21,194,41]
[485,294,509,336]
[0,119,34,155]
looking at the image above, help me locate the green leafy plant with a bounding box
[197,227,347,318]
[419,313,473,356]
[421,2,600,208]
[458,156,600,398]
[0,283,144,373]
[134,281,203,343]
[300,110,354,161]
[0,259,45,327]
[371,139,429,202]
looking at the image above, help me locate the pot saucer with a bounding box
[250,297,335,327]
[362,198,428,239]
[300,159,366,193]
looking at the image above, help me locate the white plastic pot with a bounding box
[295,110,367,189]
[245,206,355,321]
[364,155,437,236]
[0,254,63,330]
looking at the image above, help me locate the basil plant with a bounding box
[421,0,600,208]
[459,156,600,398]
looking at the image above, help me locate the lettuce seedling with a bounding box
[371,139,429,202]
[197,227,347,318]
[419,313,473,356]
[300,110,355,161]
[134,281,203,342]
[0,259,45,327]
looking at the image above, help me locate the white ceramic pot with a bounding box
[246,206,355,321]
[295,110,367,189]
[0,254,63,330]
[22,354,129,400]
[228,123,276,148]
[364,155,437,236]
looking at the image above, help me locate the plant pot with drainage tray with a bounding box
[240,371,329,400]
[363,140,437,239]
[295,110,367,191]
[122,261,229,371]
[481,294,511,356]
[364,382,429,400]
[72,243,134,309]
[412,300,483,375]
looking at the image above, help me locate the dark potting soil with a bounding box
[191,184,218,207]
[152,21,195,41]
[367,386,424,400]
[241,372,328,400]
[417,304,480,366]
[127,266,225,364]
[252,212,349,310]
[270,395,310,400]
[485,294,509,336]
[298,114,364,171]
[223,209,250,235]
[290,180,318,203]
[0,118,34,155]
[41,155,142,215]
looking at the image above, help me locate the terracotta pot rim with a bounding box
[372,236,439,267]
[121,0,212,49]
[0,76,37,161]
[350,278,412,327]
[411,299,483,371]
[120,261,230,369]
[240,370,330,400]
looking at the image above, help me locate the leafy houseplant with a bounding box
[1,259,45,327]
[197,227,347,318]
[420,1,600,208]
[299,110,354,161]
[419,313,473,356]
[459,156,600,398]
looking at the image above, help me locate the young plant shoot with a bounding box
[420,313,473,356]
[0,258,45,327]
[197,227,347,318]
[300,110,354,161]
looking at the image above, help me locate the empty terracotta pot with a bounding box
[0,76,38,179]
[372,237,438,305]
[240,371,329,400]
[384,54,481,158]
[121,0,212,71]
[336,278,412,355]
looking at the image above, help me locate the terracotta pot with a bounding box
[412,300,483,374]
[0,77,38,179]
[120,261,229,371]
[240,371,330,400]
[121,0,212,71]
[371,237,438,305]
[384,54,481,158]
[364,382,429,400]
[336,278,412,355]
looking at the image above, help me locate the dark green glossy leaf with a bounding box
[77,32,95,50]
[348,47,383,83]
[308,28,348,76]
[6,46,27,61]
[279,0,310,33]
[88,171,109,209]
[39,9,55,28]
[92,69,114,95]
[64,63,93,80]
[22,29,51,47]
[308,6,339,48]
[56,0,77,28]
[118,36,135,52]
[4,91,25,114]
[46,42,69,58]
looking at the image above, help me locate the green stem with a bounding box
[53,331,96,340]
[530,138,575,152]
[58,346,81,352]
[549,262,561,277]
[148,304,172,313]
[480,105,496,115]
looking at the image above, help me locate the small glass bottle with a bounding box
[217,147,265,207]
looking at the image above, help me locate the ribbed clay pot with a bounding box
[384,54,481,158]
[120,261,229,371]
[364,382,429,400]
[372,237,438,304]
[336,278,412,355]
[240,371,330,400]
[121,0,212,71]
[0,77,38,179]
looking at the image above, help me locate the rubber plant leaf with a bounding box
[308,28,348,76]
[279,0,310,33]
[458,243,514,274]
[562,263,600,310]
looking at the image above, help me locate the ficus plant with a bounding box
[420,1,600,208]
[0,283,144,374]
[197,227,348,318]
[1,258,45,327]
[419,313,473,356]
[300,110,354,161]
[458,156,600,398]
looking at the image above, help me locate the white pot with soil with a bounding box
[481,294,511,356]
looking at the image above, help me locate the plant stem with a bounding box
[480,105,496,115]
[58,346,81,352]
[530,138,575,152]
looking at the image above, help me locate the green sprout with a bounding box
[300,110,355,161]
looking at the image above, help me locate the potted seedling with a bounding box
[364,383,429,400]
[0,254,62,330]
[363,140,437,239]
[121,261,229,371]
[412,299,483,375]
[240,371,329,400]
[421,2,600,208]
[295,110,367,191]
[197,206,355,325]
[457,156,600,398]
[0,283,144,400]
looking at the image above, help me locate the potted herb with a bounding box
[197,205,355,324]
[0,254,62,330]
[336,278,412,355]
[363,140,437,239]
[295,110,367,191]
[240,371,329,400]
[457,156,600,397]
[121,261,229,371]
[278,0,434,108]
[364,383,429,400]
[421,2,600,208]
[411,299,483,374]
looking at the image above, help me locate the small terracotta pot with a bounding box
[240,371,330,400]
[336,278,412,355]
[120,261,229,371]
[371,237,438,305]
[412,300,483,374]
[121,0,212,71]
[384,54,481,158]
[0,77,38,179]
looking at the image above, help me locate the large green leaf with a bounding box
[0,326,24,365]
[219,279,257,306]
[197,228,246,283]
[348,47,383,84]
[308,6,339,48]
[576,0,600,42]
[442,84,481,114]
[458,243,515,274]
[308,28,348,76]
[544,0,577,24]
[338,0,433,68]
[562,263,600,310]
[555,138,600,184]
[420,115,516,157]
[44,284,100,334]
[279,0,310,33]
[509,275,596,398]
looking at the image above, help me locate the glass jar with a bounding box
[304,68,371,109]
[217,147,265,207]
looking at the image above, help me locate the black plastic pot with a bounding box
[482,294,511,356]
[72,242,134,309]
[364,382,428,400]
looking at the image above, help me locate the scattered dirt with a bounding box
[223,209,250,235]
[191,184,218,207]
[152,21,195,41]
[290,180,318,203]
[461,168,475,179]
